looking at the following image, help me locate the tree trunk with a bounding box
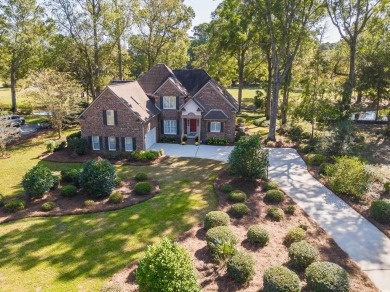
[341,38,357,117]
[10,67,17,113]
[237,52,245,113]
[117,38,123,80]
[375,89,380,121]
[92,0,101,98]
[356,89,362,103]
[268,78,281,141]
[281,68,291,125]
[265,51,272,120]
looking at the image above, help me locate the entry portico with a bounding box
[180,98,204,140]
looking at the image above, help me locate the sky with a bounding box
[184,0,341,43]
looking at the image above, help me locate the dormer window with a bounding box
[163,96,176,109]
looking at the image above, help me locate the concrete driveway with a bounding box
[19,123,38,136]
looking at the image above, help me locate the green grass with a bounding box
[227,87,258,105]
[24,115,50,124]
[0,87,36,109]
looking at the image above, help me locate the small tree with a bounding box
[0,118,19,157]
[228,135,269,180]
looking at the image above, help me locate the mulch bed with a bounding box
[109,170,378,292]
[0,177,159,224]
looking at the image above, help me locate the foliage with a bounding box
[41,202,56,212]
[205,226,237,260]
[134,182,152,196]
[61,185,77,197]
[370,200,390,224]
[263,181,279,191]
[66,131,81,142]
[0,117,20,156]
[228,190,247,203]
[84,200,95,208]
[228,135,269,181]
[227,251,255,284]
[306,153,326,166]
[114,177,121,187]
[80,158,117,198]
[61,168,81,187]
[384,182,390,194]
[22,165,55,198]
[247,225,269,246]
[319,162,331,175]
[306,261,350,292]
[263,266,301,292]
[135,172,148,181]
[297,143,313,154]
[253,90,265,111]
[204,211,230,230]
[286,205,296,215]
[51,176,59,190]
[285,228,306,246]
[327,120,356,155]
[4,199,26,213]
[267,207,285,221]
[45,140,66,153]
[231,203,250,218]
[68,138,88,156]
[0,194,3,206]
[128,150,160,162]
[109,192,123,204]
[136,237,200,292]
[221,184,233,193]
[326,156,373,200]
[264,190,285,204]
[159,136,178,143]
[205,137,228,145]
[288,241,319,270]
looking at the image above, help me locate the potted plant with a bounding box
[195,134,199,143]
[183,134,187,142]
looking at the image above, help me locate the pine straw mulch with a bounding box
[108,170,378,292]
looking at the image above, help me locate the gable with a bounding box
[153,77,188,97]
[194,81,238,112]
[138,64,175,96]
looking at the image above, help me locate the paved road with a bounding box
[150,143,390,291]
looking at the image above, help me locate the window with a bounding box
[92,136,100,150]
[164,120,177,134]
[125,137,133,151]
[163,96,176,109]
[210,122,221,133]
[108,136,116,151]
[106,110,115,125]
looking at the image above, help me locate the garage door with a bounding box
[145,127,156,149]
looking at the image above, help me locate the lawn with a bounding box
[0,87,34,109]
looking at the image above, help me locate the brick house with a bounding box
[79,64,238,151]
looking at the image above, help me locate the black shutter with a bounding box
[103,110,107,125]
[132,138,136,150]
[160,97,163,109]
[121,137,126,151]
[220,122,224,132]
[114,111,118,125]
[116,137,120,150]
[176,119,179,135]
[161,120,164,134]
[105,137,109,150]
[207,122,211,132]
[88,136,92,150]
[99,136,103,150]
[176,96,179,110]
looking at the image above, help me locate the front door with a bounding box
[189,119,197,132]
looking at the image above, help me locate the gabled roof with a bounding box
[204,109,229,120]
[153,77,188,96]
[138,64,175,96]
[173,69,211,96]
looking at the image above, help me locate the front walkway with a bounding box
[149,143,390,291]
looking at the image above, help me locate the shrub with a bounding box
[128,150,160,162]
[227,251,255,284]
[84,200,95,208]
[61,168,82,186]
[0,194,3,206]
[22,165,55,199]
[135,172,148,181]
[267,207,284,221]
[136,237,200,292]
[204,211,230,230]
[384,182,390,194]
[286,205,296,215]
[297,143,312,154]
[55,141,66,151]
[306,261,350,292]
[288,241,319,270]
[159,136,178,143]
[221,184,233,193]
[247,225,269,246]
[231,203,250,218]
[100,282,122,292]
[266,140,276,147]
[205,226,237,260]
[61,185,78,197]
[298,219,309,230]
[66,131,81,142]
[370,200,390,224]
[45,140,57,153]
[263,266,301,292]
[80,158,117,198]
[264,190,285,204]
[51,176,59,190]
[263,181,279,191]
[114,177,121,187]
[109,192,123,204]
[228,190,247,203]
[319,162,331,175]
[68,138,88,155]
[327,157,373,200]
[134,182,152,196]
[4,200,26,213]
[306,153,326,166]
[285,227,306,246]
[205,137,228,145]
[41,202,56,212]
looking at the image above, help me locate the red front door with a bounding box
[190,119,197,132]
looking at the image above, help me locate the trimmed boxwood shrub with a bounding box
[263,266,301,292]
[109,192,123,204]
[204,211,230,230]
[231,203,250,217]
[370,200,390,224]
[135,172,148,181]
[66,131,81,142]
[384,182,390,194]
[68,138,88,155]
[286,205,296,215]
[247,225,269,246]
[61,168,81,185]
[264,190,285,204]
[41,202,56,212]
[134,182,152,196]
[80,158,117,198]
[22,165,55,199]
[0,194,4,206]
[51,176,60,190]
[285,227,306,246]
[267,207,285,221]
[227,251,255,284]
[288,241,319,270]
[306,153,326,166]
[221,184,233,193]
[136,237,200,292]
[61,185,77,197]
[4,200,26,213]
[229,190,247,203]
[263,181,279,191]
[205,226,237,259]
[306,261,350,292]
[84,200,95,208]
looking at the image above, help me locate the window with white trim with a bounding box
[163,96,176,109]
[108,136,116,151]
[164,120,177,134]
[106,110,115,125]
[210,122,221,133]
[92,136,100,150]
[125,137,133,151]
